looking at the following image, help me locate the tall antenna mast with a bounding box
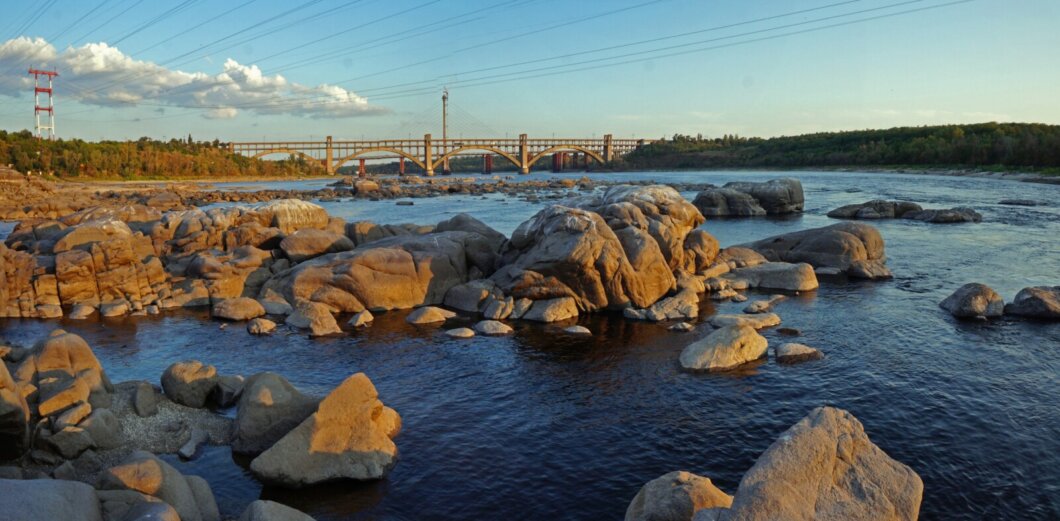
[441,87,449,174]
[29,68,58,140]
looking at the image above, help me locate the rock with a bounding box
[233,373,319,455]
[210,375,244,408]
[777,327,801,337]
[279,229,355,263]
[406,306,456,324]
[250,373,400,487]
[53,401,92,430]
[670,322,694,332]
[212,297,266,321]
[0,360,30,459]
[679,325,768,371]
[70,303,96,319]
[739,222,889,278]
[286,300,342,337]
[723,263,818,292]
[683,230,721,273]
[647,289,699,321]
[709,313,781,330]
[15,330,113,418]
[445,327,475,339]
[827,200,923,219]
[178,427,209,460]
[353,179,380,194]
[724,407,923,521]
[81,408,121,449]
[693,188,765,217]
[247,318,277,335]
[624,307,648,320]
[347,310,374,328]
[49,425,96,458]
[0,478,103,521]
[239,500,318,521]
[694,179,803,216]
[903,207,982,223]
[775,343,824,364]
[249,199,330,234]
[939,283,1004,319]
[848,259,893,280]
[490,204,673,312]
[482,295,515,320]
[564,325,592,335]
[1004,286,1060,319]
[999,199,1038,206]
[444,280,497,312]
[474,320,513,336]
[522,297,579,322]
[100,450,218,521]
[120,501,181,521]
[161,361,219,409]
[744,295,786,314]
[133,381,159,417]
[258,289,293,315]
[510,298,533,319]
[625,471,733,521]
[97,490,176,521]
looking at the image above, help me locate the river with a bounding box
[1,170,1057,520]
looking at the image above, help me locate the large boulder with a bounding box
[13,330,113,418]
[0,478,103,521]
[692,188,765,217]
[239,500,317,521]
[491,205,671,312]
[99,450,220,521]
[212,297,266,321]
[247,200,329,234]
[261,228,501,313]
[694,179,803,216]
[1004,286,1060,319]
[161,361,219,409]
[233,373,319,455]
[625,471,733,521]
[250,373,401,487]
[722,262,818,292]
[738,222,890,279]
[0,361,29,459]
[939,283,1004,319]
[679,325,768,371]
[724,407,923,521]
[279,229,355,263]
[285,300,342,337]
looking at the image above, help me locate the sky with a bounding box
[0,0,1056,142]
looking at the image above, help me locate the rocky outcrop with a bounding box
[723,407,923,521]
[625,471,733,521]
[279,229,354,263]
[1004,286,1060,319]
[99,450,220,521]
[679,325,768,371]
[738,222,891,279]
[939,283,1004,319]
[233,373,319,455]
[693,179,803,216]
[828,200,981,223]
[14,330,113,420]
[250,373,400,487]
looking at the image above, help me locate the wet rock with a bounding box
[348,310,374,328]
[739,222,890,279]
[564,325,592,335]
[999,199,1037,206]
[775,343,824,364]
[70,303,96,319]
[0,360,29,459]
[474,320,513,336]
[233,373,319,455]
[0,478,103,521]
[285,300,342,337]
[250,373,401,487]
[694,179,803,216]
[903,207,982,223]
[744,295,786,314]
[279,229,355,263]
[161,361,219,409]
[1004,286,1060,319]
[709,313,781,329]
[482,295,515,320]
[827,200,924,219]
[239,500,318,521]
[680,325,768,371]
[670,322,694,332]
[178,427,209,460]
[406,306,456,324]
[647,289,699,321]
[212,297,266,321]
[625,471,733,521]
[624,307,648,320]
[522,297,579,322]
[445,327,475,339]
[777,327,801,337]
[510,298,533,319]
[258,289,293,315]
[939,283,1004,319]
[724,407,923,521]
[247,318,277,335]
[100,450,219,521]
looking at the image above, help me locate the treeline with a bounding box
[619,123,1060,171]
[0,130,318,179]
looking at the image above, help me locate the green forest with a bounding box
[0,129,317,179]
[619,123,1060,172]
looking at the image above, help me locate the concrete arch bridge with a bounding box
[228,134,651,175]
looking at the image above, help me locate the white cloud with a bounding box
[0,36,386,119]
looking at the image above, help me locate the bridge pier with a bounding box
[483,154,492,174]
[325,136,334,174]
[398,157,405,175]
[518,134,529,174]
[358,158,367,177]
[424,133,434,176]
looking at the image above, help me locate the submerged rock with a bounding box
[775,343,824,364]
[406,306,456,325]
[250,373,401,487]
[939,283,1004,319]
[724,406,923,521]
[625,471,733,521]
[1004,286,1060,319]
[679,325,768,371]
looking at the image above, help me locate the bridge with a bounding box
[228,134,651,175]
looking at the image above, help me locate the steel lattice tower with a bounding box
[28,68,58,140]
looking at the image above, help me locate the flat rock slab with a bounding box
[709,313,781,330]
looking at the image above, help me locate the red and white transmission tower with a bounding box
[28,68,58,140]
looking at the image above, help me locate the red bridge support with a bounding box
[398,157,405,175]
[358,158,367,177]
[483,154,493,174]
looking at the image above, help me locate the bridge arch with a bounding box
[526,145,605,168]
[431,145,522,171]
[333,148,427,171]
[249,149,321,165]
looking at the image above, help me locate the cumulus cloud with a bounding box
[0,36,386,119]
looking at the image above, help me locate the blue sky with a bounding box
[0,0,1056,142]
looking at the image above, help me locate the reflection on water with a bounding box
[1,170,1059,520]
